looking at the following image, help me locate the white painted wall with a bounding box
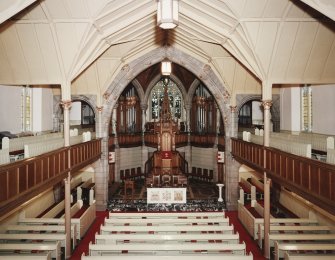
[70,101,81,126]
[32,88,53,132]
[280,84,335,135]
[0,85,22,134]
[251,101,263,125]
[0,85,54,134]
[280,87,301,132]
[312,84,335,135]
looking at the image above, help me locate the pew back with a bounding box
[104,217,229,226]
[100,224,234,234]
[89,242,246,256]
[95,233,240,244]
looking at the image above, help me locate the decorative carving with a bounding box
[121,64,130,72]
[262,100,272,110]
[103,92,111,100]
[230,105,237,113]
[96,106,103,112]
[61,100,72,110]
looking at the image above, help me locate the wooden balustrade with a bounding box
[231,138,335,215]
[0,139,101,218]
[191,134,216,147]
[144,133,158,148]
[117,133,142,147]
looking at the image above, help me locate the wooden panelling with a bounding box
[231,138,335,215]
[0,139,101,218]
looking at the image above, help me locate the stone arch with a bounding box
[236,94,280,132]
[97,46,232,210]
[102,47,231,134]
[53,94,97,132]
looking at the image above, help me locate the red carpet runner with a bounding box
[71,211,265,260]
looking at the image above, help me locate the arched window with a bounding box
[150,78,183,121]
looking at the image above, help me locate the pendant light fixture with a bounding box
[157,0,179,30]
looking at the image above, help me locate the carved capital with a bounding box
[96,106,103,112]
[230,105,237,113]
[61,100,72,110]
[262,100,272,110]
[103,92,111,100]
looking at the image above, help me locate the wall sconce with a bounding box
[157,0,179,29]
[161,59,172,76]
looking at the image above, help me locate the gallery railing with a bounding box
[0,139,101,218]
[231,138,335,215]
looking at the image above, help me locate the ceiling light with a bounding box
[161,59,172,76]
[157,0,179,29]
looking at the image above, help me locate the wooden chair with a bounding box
[120,170,125,183]
[162,174,171,187]
[136,167,142,179]
[131,168,136,180]
[125,169,130,180]
[124,180,134,200]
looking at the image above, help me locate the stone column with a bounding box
[60,100,71,259]
[96,106,103,138]
[230,105,238,138]
[64,173,71,259]
[141,104,147,146]
[223,107,240,210]
[262,100,272,147]
[61,100,72,147]
[263,174,271,259]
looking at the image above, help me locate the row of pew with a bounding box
[82,211,253,259]
[0,178,97,259]
[238,199,335,259]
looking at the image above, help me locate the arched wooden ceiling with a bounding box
[0,0,335,100]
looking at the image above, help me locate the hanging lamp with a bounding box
[157,0,179,29]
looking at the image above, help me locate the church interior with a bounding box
[0,0,335,259]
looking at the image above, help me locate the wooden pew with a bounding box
[274,241,335,260]
[284,252,335,260]
[238,201,318,239]
[82,254,253,260]
[0,233,71,253]
[266,233,335,257]
[18,201,96,239]
[95,233,240,244]
[104,217,229,226]
[0,241,61,260]
[258,225,334,248]
[4,224,77,247]
[100,224,234,234]
[0,253,51,260]
[0,148,10,165]
[89,242,247,256]
[109,211,225,219]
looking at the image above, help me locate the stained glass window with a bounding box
[150,78,182,120]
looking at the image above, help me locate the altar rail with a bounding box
[231,138,335,215]
[0,139,101,218]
